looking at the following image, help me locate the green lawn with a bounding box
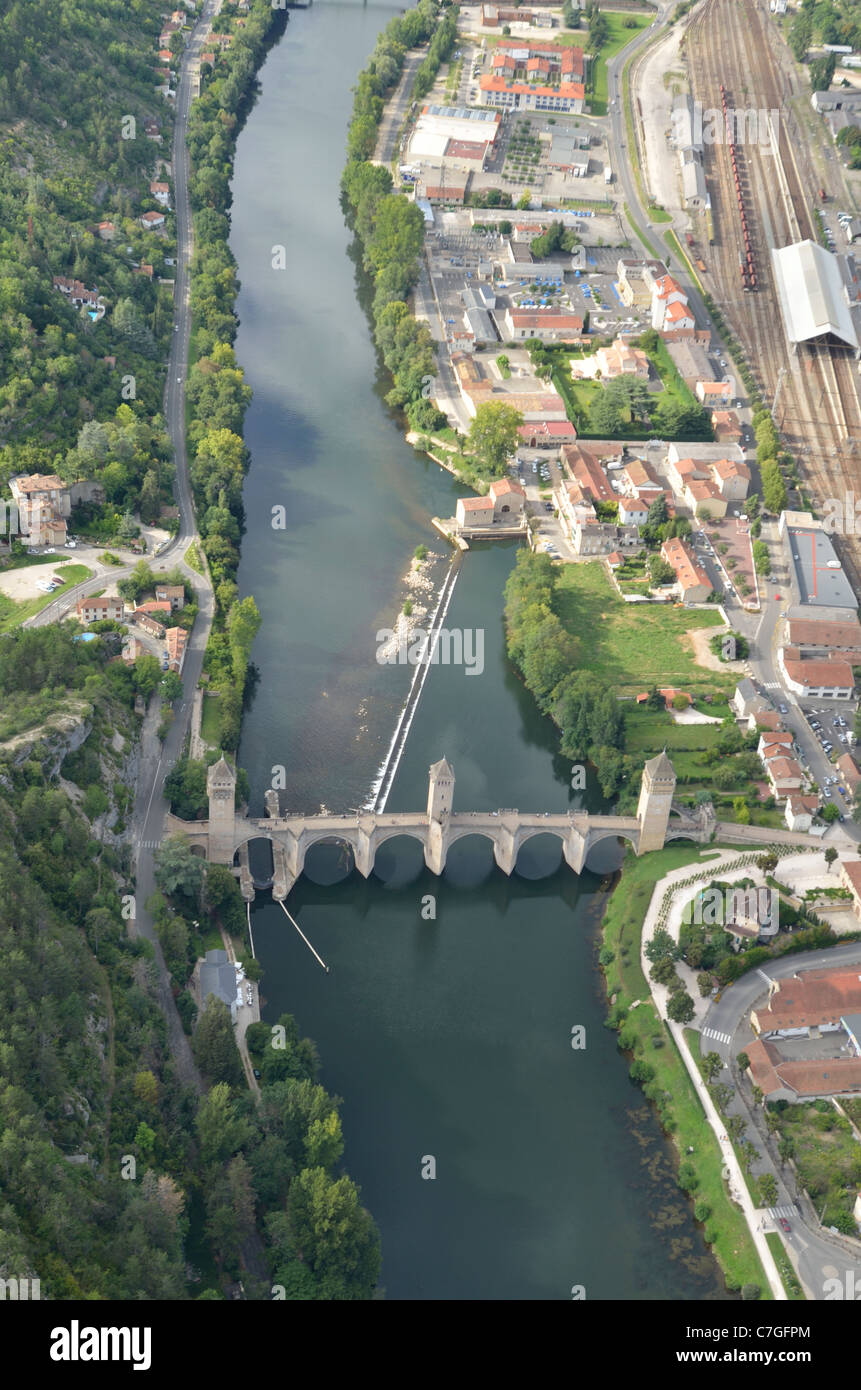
[588,13,651,115]
[625,203,661,259]
[764,1233,806,1300]
[199,692,221,748]
[600,845,772,1295]
[0,564,92,634]
[554,562,726,694]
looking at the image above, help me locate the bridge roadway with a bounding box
[167,805,711,900]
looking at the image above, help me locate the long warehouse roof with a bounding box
[770,240,859,348]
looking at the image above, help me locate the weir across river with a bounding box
[166,752,716,901]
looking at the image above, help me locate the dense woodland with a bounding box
[0,1,380,1299]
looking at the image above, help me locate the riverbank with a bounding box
[597,843,774,1295]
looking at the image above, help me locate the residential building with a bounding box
[763,755,804,799]
[200,948,238,1022]
[751,965,861,1035]
[165,626,188,674]
[135,613,166,639]
[711,409,743,443]
[785,615,861,654]
[52,276,104,315]
[746,1038,861,1102]
[695,379,734,405]
[731,677,766,719]
[503,308,584,341]
[662,300,697,332]
[711,456,750,501]
[8,474,69,546]
[777,647,855,699]
[155,583,186,611]
[488,478,526,520]
[616,258,666,308]
[77,596,124,623]
[784,794,819,832]
[836,752,861,795]
[456,496,494,530]
[135,600,172,619]
[618,496,648,527]
[97,221,115,241]
[140,210,166,230]
[571,337,649,380]
[518,420,576,447]
[149,181,171,207]
[841,861,861,920]
[683,478,728,518]
[660,536,713,603]
[561,446,615,503]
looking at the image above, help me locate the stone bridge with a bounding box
[166,752,713,900]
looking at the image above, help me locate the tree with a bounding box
[153,835,205,902]
[820,802,839,824]
[160,670,184,703]
[195,1082,252,1167]
[824,847,839,870]
[667,990,695,1023]
[193,997,245,1088]
[702,1052,723,1083]
[737,1051,750,1072]
[286,1167,381,1298]
[467,401,524,476]
[645,926,679,964]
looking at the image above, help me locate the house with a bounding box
[662,300,697,332]
[660,536,713,603]
[518,420,577,447]
[618,497,648,527]
[751,965,861,1036]
[712,409,743,443]
[140,210,166,230]
[135,600,172,619]
[149,181,171,207]
[748,709,783,734]
[840,861,861,920]
[785,615,861,655]
[746,1038,861,1103]
[711,456,750,501]
[572,338,649,380]
[777,647,855,699]
[606,551,623,571]
[121,637,144,665]
[200,949,238,1022]
[155,583,185,611]
[650,274,689,331]
[764,754,804,799]
[731,677,766,719]
[488,478,526,520]
[758,731,795,760]
[97,221,115,241]
[503,308,584,342]
[561,447,615,503]
[165,626,188,674]
[620,457,660,497]
[76,596,124,624]
[143,118,161,141]
[784,794,820,832]
[158,48,174,64]
[683,478,728,518]
[695,379,734,405]
[456,495,495,530]
[837,753,861,795]
[616,258,667,308]
[52,276,104,315]
[135,612,166,639]
[8,474,70,546]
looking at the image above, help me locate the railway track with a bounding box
[684,0,861,589]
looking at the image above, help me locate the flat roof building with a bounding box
[784,523,857,609]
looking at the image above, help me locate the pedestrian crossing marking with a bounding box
[701,1026,731,1046]
[768,1206,794,1221]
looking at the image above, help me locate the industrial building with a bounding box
[408,105,501,164]
[779,513,858,610]
[770,240,859,350]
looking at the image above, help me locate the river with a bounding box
[231,0,726,1300]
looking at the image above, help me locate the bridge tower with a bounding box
[637,750,676,853]
[427,756,455,821]
[207,755,237,864]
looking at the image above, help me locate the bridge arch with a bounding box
[371,831,429,888]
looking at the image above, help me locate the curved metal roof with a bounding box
[770,240,859,348]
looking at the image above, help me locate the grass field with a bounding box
[764,1233,805,1300]
[0,564,92,634]
[200,692,221,748]
[589,13,651,116]
[600,846,772,1295]
[554,562,727,694]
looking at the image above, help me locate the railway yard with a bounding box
[683,0,861,589]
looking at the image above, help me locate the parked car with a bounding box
[778,1217,791,1234]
